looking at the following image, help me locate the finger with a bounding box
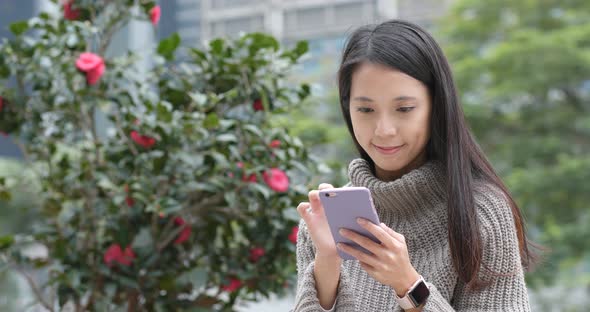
[339,228,383,256]
[357,219,397,249]
[296,202,311,219]
[337,243,380,267]
[380,223,406,244]
[318,183,334,190]
[359,261,376,273]
[307,190,322,213]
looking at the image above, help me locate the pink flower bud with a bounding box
[249,247,265,262]
[288,226,298,244]
[150,5,161,25]
[63,1,80,20]
[130,131,156,149]
[221,278,243,293]
[252,99,264,111]
[173,217,192,245]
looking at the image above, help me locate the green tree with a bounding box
[439,0,590,303]
[0,0,322,311]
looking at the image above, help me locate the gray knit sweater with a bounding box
[293,158,531,311]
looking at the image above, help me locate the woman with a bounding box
[293,19,536,311]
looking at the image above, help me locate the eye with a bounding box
[398,107,415,113]
[356,107,374,113]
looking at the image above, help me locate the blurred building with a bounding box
[167,0,454,43]
[161,0,454,88]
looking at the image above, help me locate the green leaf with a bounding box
[132,228,153,249]
[0,190,11,201]
[204,113,219,129]
[210,38,225,55]
[9,21,29,36]
[0,235,14,250]
[249,182,270,200]
[242,124,263,137]
[0,62,9,78]
[294,41,309,56]
[216,133,237,143]
[157,33,181,61]
[244,33,280,54]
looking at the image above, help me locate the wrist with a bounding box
[393,274,430,310]
[392,268,420,296]
[315,251,342,266]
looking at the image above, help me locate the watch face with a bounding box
[409,281,430,306]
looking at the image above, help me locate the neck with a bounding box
[374,151,428,181]
[348,158,447,216]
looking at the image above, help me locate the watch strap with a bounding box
[394,275,428,309]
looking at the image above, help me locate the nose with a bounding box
[374,115,397,137]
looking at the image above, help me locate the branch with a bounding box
[98,11,129,56]
[15,266,55,312]
[185,192,225,215]
[88,106,102,165]
[155,224,184,252]
[113,107,139,156]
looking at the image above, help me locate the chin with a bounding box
[370,155,408,171]
[375,161,407,172]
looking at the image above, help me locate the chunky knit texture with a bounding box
[293,158,531,311]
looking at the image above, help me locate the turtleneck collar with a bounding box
[347,158,447,216]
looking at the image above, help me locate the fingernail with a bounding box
[339,229,346,235]
[357,218,366,224]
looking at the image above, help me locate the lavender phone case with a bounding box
[319,187,381,261]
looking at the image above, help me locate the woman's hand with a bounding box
[337,218,420,296]
[296,183,339,260]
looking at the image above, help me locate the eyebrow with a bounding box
[352,96,417,102]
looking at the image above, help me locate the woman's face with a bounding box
[350,62,432,181]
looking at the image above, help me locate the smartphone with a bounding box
[319,187,381,261]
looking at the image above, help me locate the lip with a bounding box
[372,144,404,155]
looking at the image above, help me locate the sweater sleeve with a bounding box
[293,219,357,312]
[406,185,532,312]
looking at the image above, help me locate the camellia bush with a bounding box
[0,0,321,311]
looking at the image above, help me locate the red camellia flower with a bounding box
[221,278,243,293]
[288,226,298,244]
[173,217,192,245]
[263,168,289,192]
[269,140,281,148]
[63,0,80,20]
[252,99,264,111]
[249,247,265,262]
[103,244,136,267]
[130,131,156,148]
[124,184,135,207]
[242,173,257,183]
[75,52,105,85]
[125,196,135,207]
[236,162,257,182]
[150,5,161,25]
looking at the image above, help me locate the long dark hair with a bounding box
[337,19,537,288]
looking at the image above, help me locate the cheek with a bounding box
[411,110,431,143]
[351,115,371,145]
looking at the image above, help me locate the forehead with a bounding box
[350,62,428,98]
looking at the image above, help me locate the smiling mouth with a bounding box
[372,144,404,154]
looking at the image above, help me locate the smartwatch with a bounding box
[394,275,430,309]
